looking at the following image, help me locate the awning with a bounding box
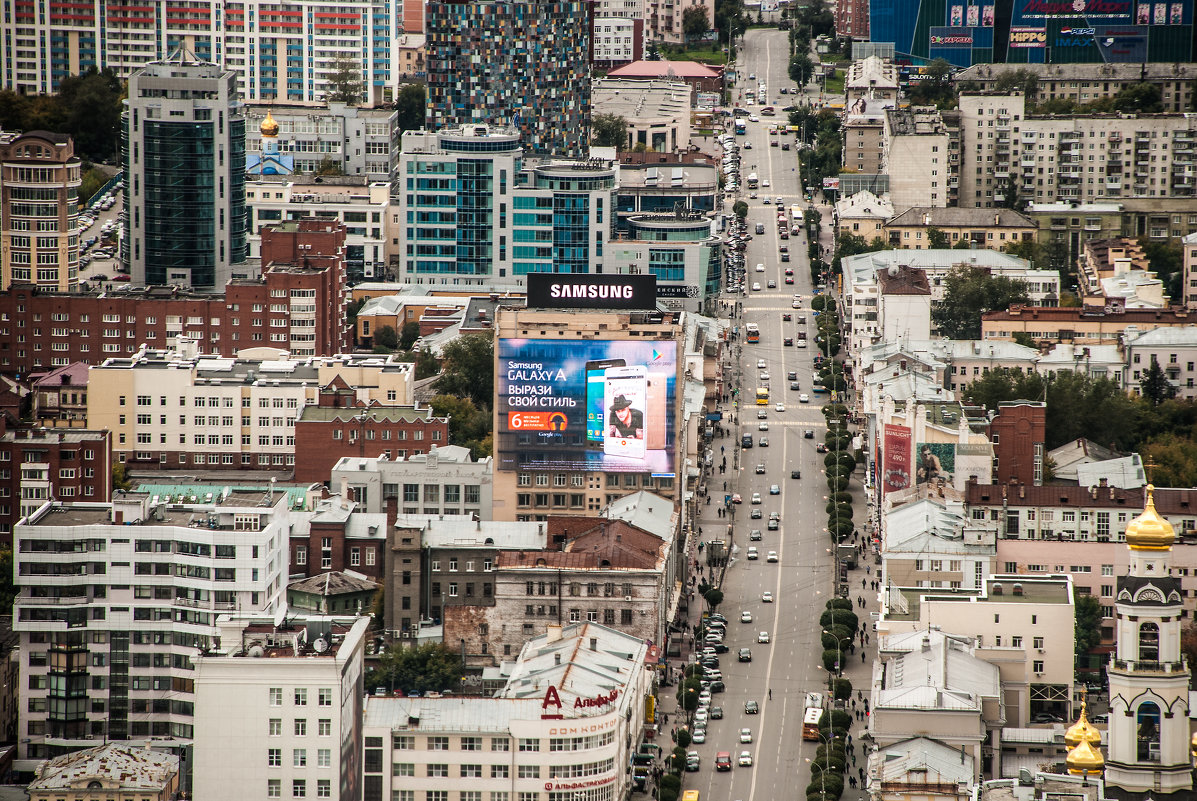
[706,412,724,421]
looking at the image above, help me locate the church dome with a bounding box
[1066,738,1105,776]
[260,110,280,138]
[1125,484,1175,551]
[1065,701,1102,748]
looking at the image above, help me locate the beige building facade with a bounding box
[883,107,958,211]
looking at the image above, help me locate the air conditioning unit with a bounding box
[1037,648,1045,654]
[624,595,632,602]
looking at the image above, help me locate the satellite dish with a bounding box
[313,637,330,654]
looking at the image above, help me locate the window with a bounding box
[270,687,283,706]
[394,763,415,777]
[318,749,331,768]
[492,765,510,778]
[294,749,307,767]
[429,736,449,750]
[318,719,331,736]
[428,764,449,778]
[1033,637,1044,649]
[318,688,332,706]
[268,749,282,767]
[1033,660,1045,673]
[270,719,282,736]
[518,738,540,752]
[492,738,510,751]
[293,780,307,798]
[295,688,307,705]
[461,764,483,778]
[518,765,540,779]
[461,736,482,751]
[268,779,281,798]
[317,780,331,798]
[295,719,307,736]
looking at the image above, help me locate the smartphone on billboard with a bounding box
[646,372,668,451]
[586,358,625,445]
[604,365,647,459]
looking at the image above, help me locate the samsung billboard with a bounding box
[496,339,678,474]
[526,273,658,311]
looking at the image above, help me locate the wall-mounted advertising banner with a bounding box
[881,425,912,496]
[496,339,678,474]
[931,26,976,45]
[1017,0,1133,20]
[526,273,658,311]
[822,177,841,189]
[915,442,956,485]
[1094,26,1149,60]
[1010,26,1048,45]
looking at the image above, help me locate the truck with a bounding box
[746,172,759,189]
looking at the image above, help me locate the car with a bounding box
[686,752,701,772]
[750,508,762,519]
[740,728,753,744]
[791,470,801,479]
[746,547,759,560]
[766,551,778,563]
[743,141,753,149]
[715,752,733,771]
[757,409,768,420]
[759,372,770,381]
[790,381,801,390]
[731,493,742,504]
[759,437,768,447]
[748,73,756,80]
[769,484,780,495]
[1033,713,1065,723]
[767,517,779,531]
[762,197,771,204]
[785,276,794,284]
[751,282,761,292]
[804,429,814,438]
[755,462,766,474]
[816,443,828,453]
[782,142,791,150]
[797,339,807,348]
[745,700,759,714]
[709,680,726,693]
[758,422,768,431]
[799,393,810,403]
[757,359,767,368]
[781,252,791,263]
[762,591,774,603]
[710,706,724,719]
[782,313,792,321]
[755,263,765,273]
[694,708,709,724]
[784,336,794,346]
[749,529,762,541]
[738,647,752,662]
[766,279,777,288]
[770,139,778,147]
[775,402,785,412]
[741,611,753,623]
[787,372,798,382]
[699,689,713,704]
[692,728,707,743]
[704,669,723,682]
[112,274,131,281]
[793,299,802,308]
[739,751,754,767]
[713,643,730,654]
[751,492,762,504]
[758,631,771,643]
[748,115,760,122]
[761,178,771,187]
[91,274,109,281]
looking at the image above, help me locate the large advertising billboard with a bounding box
[881,424,912,496]
[497,339,678,474]
[526,273,658,311]
[915,442,956,485]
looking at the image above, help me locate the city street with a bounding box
[659,27,875,801]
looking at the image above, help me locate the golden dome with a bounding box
[1125,484,1175,551]
[1066,739,1105,776]
[260,110,280,138]
[1065,701,1102,748]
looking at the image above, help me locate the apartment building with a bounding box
[1077,237,1165,308]
[1024,201,1125,271]
[0,130,81,292]
[244,103,399,182]
[86,341,415,470]
[14,491,293,767]
[329,447,493,517]
[1124,326,1197,397]
[843,101,889,175]
[397,126,616,289]
[835,190,893,241]
[881,497,998,588]
[958,93,1197,208]
[884,207,1038,250]
[0,420,111,538]
[646,0,716,45]
[361,622,652,801]
[954,63,1197,113]
[591,14,645,68]
[981,305,1197,344]
[882,106,959,211]
[192,615,370,801]
[30,363,89,424]
[846,56,897,102]
[0,0,400,105]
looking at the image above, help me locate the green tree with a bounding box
[432,333,494,409]
[1012,331,1036,348]
[1141,358,1178,405]
[703,588,724,609]
[591,113,628,148]
[394,84,426,132]
[1112,82,1163,113]
[373,325,399,351]
[992,68,1040,98]
[931,265,1031,339]
[676,728,692,748]
[57,68,124,161]
[1074,593,1103,663]
[315,157,344,176]
[789,52,814,87]
[683,5,710,40]
[398,321,421,351]
[365,643,464,695]
[112,462,133,491]
[428,394,493,459]
[926,227,949,249]
[325,54,364,104]
[79,167,109,205]
[1140,238,1183,299]
[733,200,749,219]
[414,350,439,380]
[0,548,14,615]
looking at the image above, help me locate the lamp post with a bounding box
[804,729,839,801]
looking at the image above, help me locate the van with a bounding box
[741,433,754,449]
[715,752,733,771]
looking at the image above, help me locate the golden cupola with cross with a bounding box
[1124,484,1175,552]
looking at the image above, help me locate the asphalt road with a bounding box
[681,26,845,801]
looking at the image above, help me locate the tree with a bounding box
[325,54,364,104]
[373,325,399,351]
[733,200,749,219]
[315,157,344,176]
[992,68,1040,99]
[56,68,124,161]
[1112,82,1163,114]
[931,265,1031,340]
[112,462,133,491]
[365,643,463,694]
[703,588,724,609]
[683,5,710,40]
[1141,358,1178,405]
[414,350,439,380]
[394,84,426,132]
[432,333,494,409]
[398,321,421,352]
[592,113,628,148]
[1074,593,1103,663]
[926,227,949,249]
[789,52,814,87]
[428,394,493,459]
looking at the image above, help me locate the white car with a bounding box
[762,179,771,187]
[751,492,762,504]
[759,372,770,381]
[797,340,808,348]
[758,631,770,643]
[699,689,712,704]
[752,282,762,292]
[793,299,802,308]
[738,751,754,767]
[741,611,753,623]
[767,551,779,562]
[695,708,709,723]
[757,359,767,369]
[775,403,785,412]
[758,422,768,431]
[746,547,759,560]
[799,393,810,403]
[740,728,753,743]
[762,591,774,603]
[748,115,760,122]
[755,263,765,273]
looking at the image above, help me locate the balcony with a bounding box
[1110,658,1187,675]
[1022,131,1037,143]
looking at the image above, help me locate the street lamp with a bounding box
[822,629,851,678]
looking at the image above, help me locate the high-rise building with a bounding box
[0,131,82,291]
[0,0,399,105]
[121,53,247,289]
[424,0,591,157]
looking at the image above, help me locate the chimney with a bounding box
[1018,485,1025,499]
[589,637,598,651]
[545,624,563,643]
[1098,477,1108,488]
[340,477,349,509]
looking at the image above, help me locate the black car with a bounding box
[750,508,762,519]
[749,529,762,541]
[767,518,779,531]
[709,681,726,693]
[710,706,724,719]
[791,470,802,479]
[738,648,753,662]
[713,643,730,654]
[804,429,814,438]
[745,700,759,714]
[784,337,794,346]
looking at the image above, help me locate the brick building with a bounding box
[0,220,348,376]
[988,400,1046,486]
[0,416,111,539]
[292,377,449,484]
[30,362,89,424]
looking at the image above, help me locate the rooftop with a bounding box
[885,574,1072,621]
[958,61,1197,83]
[297,405,439,424]
[501,520,665,571]
[29,743,179,792]
[212,615,369,659]
[606,60,722,80]
[363,696,544,733]
[288,571,377,597]
[1125,324,1197,347]
[500,622,648,711]
[887,206,1037,229]
[983,305,1196,323]
[404,517,548,551]
[30,362,89,388]
[877,265,931,296]
[591,78,693,120]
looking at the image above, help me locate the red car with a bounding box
[112,274,131,281]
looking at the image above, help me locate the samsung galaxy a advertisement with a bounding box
[497,339,678,474]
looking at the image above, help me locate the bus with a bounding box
[745,323,760,343]
[756,387,769,405]
[746,173,759,189]
[734,119,747,135]
[791,204,804,225]
[802,706,823,741]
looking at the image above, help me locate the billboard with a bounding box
[915,442,956,485]
[931,26,976,45]
[882,424,912,496]
[526,273,658,311]
[496,339,678,473]
[1010,25,1048,45]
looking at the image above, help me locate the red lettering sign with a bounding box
[541,685,563,719]
[574,689,620,709]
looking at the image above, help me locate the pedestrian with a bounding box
[859,768,865,783]
[861,651,866,663]
[848,777,856,789]
[861,578,866,589]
